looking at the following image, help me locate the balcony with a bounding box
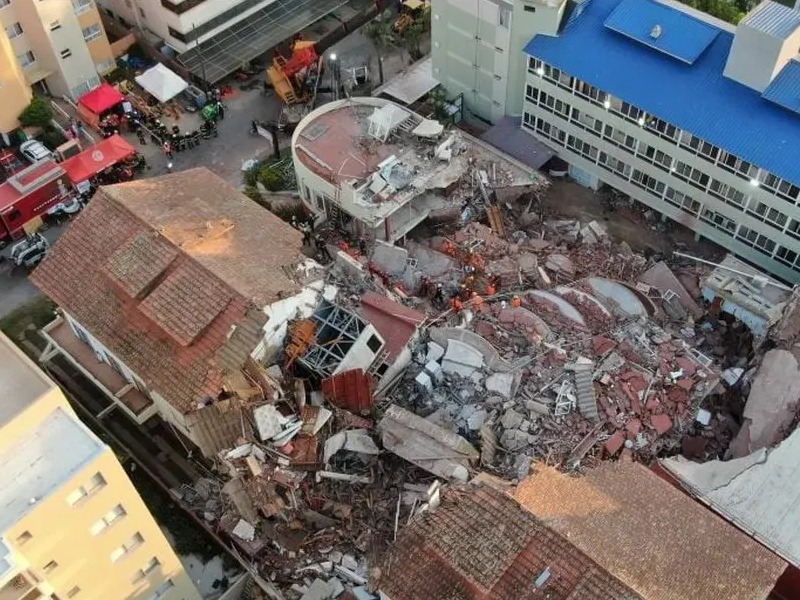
[40,317,157,423]
[0,575,39,600]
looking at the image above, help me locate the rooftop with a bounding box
[662,426,800,568]
[292,98,536,226]
[376,483,643,600]
[0,160,66,212]
[0,407,103,533]
[742,0,800,38]
[514,461,786,600]
[31,168,306,414]
[525,0,800,186]
[0,332,55,429]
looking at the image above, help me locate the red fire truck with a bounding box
[0,159,74,247]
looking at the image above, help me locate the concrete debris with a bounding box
[485,372,515,399]
[379,405,478,482]
[232,519,256,542]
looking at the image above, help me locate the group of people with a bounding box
[420,271,507,313]
[291,215,335,262]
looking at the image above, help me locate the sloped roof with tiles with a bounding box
[375,483,643,600]
[31,168,306,414]
[514,462,785,600]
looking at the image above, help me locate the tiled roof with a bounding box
[31,168,305,414]
[376,484,642,600]
[360,291,425,361]
[525,0,800,186]
[514,461,786,600]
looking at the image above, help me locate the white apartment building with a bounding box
[98,0,349,82]
[518,0,800,283]
[431,0,566,125]
[0,0,115,100]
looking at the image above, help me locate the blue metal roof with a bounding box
[763,59,800,113]
[525,0,800,186]
[741,0,800,39]
[603,0,719,64]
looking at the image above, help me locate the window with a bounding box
[90,504,126,535]
[631,169,665,196]
[575,80,603,104]
[499,7,511,28]
[71,0,91,14]
[50,20,62,31]
[645,116,678,140]
[700,209,736,235]
[132,558,160,583]
[16,531,32,545]
[524,4,536,12]
[528,56,541,74]
[5,22,22,39]
[776,246,799,269]
[366,335,382,352]
[43,561,58,574]
[665,188,701,215]
[66,472,106,506]
[737,226,776,255]
[149,580,174,600]
[60,48,72,59]
[788,219,800,240]
[66,587,81,599]
[525,84,538,102]
[17,51,35,68]
[82,24,102,42]
[777,178,800,202]
[111,532,144,562]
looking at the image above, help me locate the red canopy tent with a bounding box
[76,83,125,129]
[61,134,136,184]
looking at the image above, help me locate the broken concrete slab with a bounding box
[500,408,524,430]
[545,253,576,277]
[639,261,702,319]
[441,339,485,377]
[379,405,478,482]
[232,518,256,542]
[500,429,532,452]
[254,404,284,441]
[426,341,445,362]
[486,372,515,399]
[370,241,408,277]
[323,429,380,464]
[729,348,800,458]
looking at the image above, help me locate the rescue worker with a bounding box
[471,291,485,311]
[451,296,464,313]
[511,294,522,308]
[433,283,445,307]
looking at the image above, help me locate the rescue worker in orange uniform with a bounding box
[471,291,485,312]
[451,296,464,312]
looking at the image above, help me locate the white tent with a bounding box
[135,63,188,103]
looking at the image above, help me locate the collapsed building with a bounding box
[290,96,548,244]
[30,165,799,598]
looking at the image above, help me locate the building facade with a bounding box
[430,0,566,124]
[96,0,347,82]
[512,0,800,283]
[0,332,201,600]
[0,0,115,103]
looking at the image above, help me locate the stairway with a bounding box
[568,358,599,422]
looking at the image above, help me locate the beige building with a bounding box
[0,331,202,600]
[0,0,115,114]
[0,27,33,137]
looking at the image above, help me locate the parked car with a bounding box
[20,139,54,163]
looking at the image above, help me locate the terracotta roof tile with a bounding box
[513,462,786,600]
[105,231,178,298]
[30,169,294,415]
[376,484,642,600]
[139,262,231,346]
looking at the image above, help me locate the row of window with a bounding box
[527,57,800,206]
[524,113,800,273]
[525,86,800,241]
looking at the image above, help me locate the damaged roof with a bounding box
[31,169,306,414]
[360,291,425,361]
[514,462,785,600]
[376,483,643,600]
[662,426,800,569]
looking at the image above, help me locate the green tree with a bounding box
[679,0,745,24]
[363,19,397,85]
[258,164,285,191]
[402,19,426,61]
[18,96,53,129]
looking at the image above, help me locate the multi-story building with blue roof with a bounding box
[433,0,800,282]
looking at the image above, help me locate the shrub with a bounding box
[18,96,53,129]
